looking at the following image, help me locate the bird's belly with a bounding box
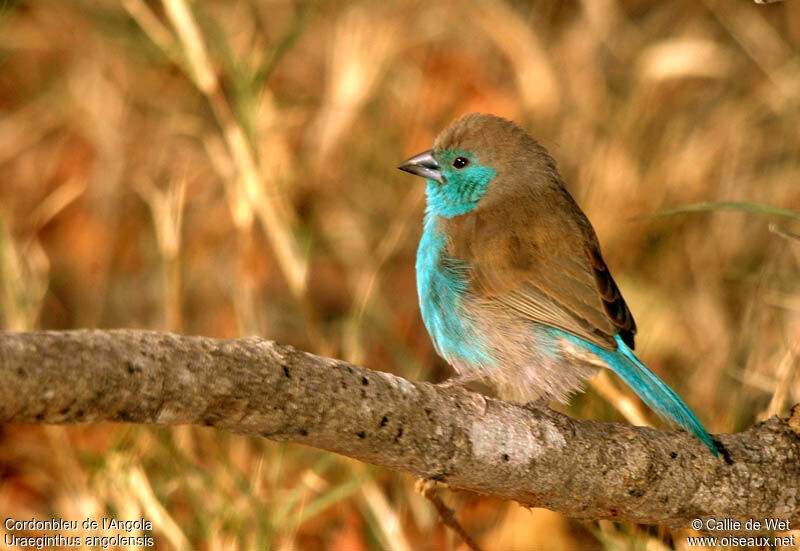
[465,301,601,403]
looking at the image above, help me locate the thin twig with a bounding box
[416,479,484,551]
[769,223,800,243]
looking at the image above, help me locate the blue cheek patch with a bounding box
[425,151,495,219]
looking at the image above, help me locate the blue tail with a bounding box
[605,335,718,456]
[557,330,718,456]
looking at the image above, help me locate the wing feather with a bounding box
[444,184,637,350]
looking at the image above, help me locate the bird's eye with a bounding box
[452,157,469,169]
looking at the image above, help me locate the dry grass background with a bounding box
[1,0,799,549]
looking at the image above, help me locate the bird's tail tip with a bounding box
[611,336,719,457]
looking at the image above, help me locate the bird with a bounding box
[398,113,718,456]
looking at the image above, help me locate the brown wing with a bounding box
[444,185,637,350]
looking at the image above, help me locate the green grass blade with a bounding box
[641,201,800,221]
[294,470,374,526]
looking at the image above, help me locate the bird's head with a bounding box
[398,113,559,218]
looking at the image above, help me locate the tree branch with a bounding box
[1,330,798,529]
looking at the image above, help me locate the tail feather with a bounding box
[605,335,718,456]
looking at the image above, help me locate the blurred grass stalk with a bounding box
[136,176,187,332]
[471,1,559,115]
[589,372,652,428]
[341,188,423,366]
[0,216,49,331]
[760,340,799,420]
[0,173,85,330]
[101,454,191,551]
[124,0,326,348]
[122,1,417,548]
[306,4,399,164]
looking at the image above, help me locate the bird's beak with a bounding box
[397,149,442,183]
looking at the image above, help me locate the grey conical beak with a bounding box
[397,149,442,183]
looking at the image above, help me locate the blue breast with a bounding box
[416,211,495,368]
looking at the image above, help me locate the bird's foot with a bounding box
[523,396,551,412]
[437,374,477,389]
[472,391,489,416]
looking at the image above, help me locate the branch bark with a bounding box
[1,330,798,529]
